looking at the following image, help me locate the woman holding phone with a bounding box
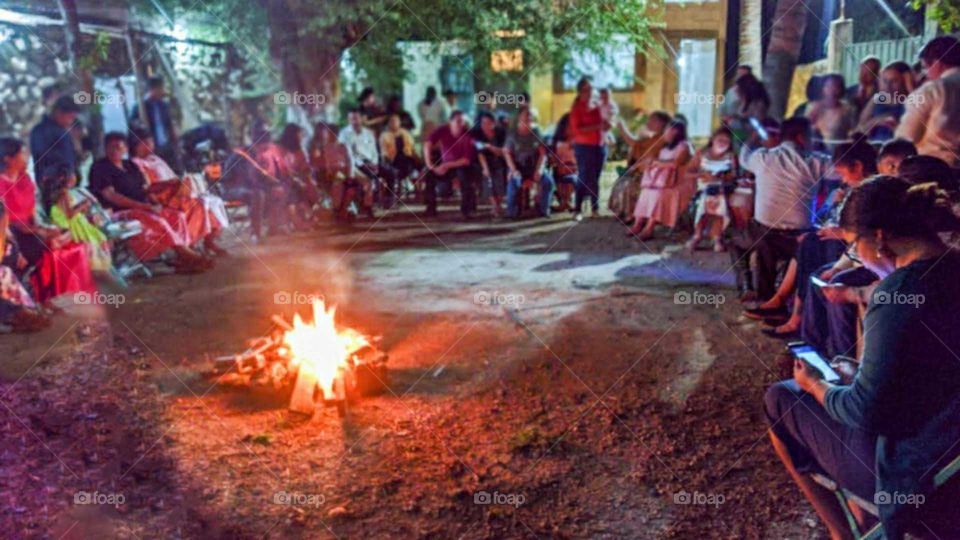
[765,175,960,538]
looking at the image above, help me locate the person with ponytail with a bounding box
[766,176,960,539]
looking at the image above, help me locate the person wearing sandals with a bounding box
[686,126,738,252]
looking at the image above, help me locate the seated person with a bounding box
[378,114,418,209]
[504,106,554,218]
[0,202,50,332]
[609,111,670,220]
[88,132,211,272]
[128,128,228,255]
[309,122,355,220]
[0,137,96,303]
[276,123,322,227]
[548,113,578,213]
[41,163,114,276]
[473,111,509,217]
[766,176,960,539]
[339,109,379,218]
[422,110,480,218]
[752,138,876,341]
[876,138,917,175]
[627,120,693,240]
[686,126,738,252]
[856,62,912,142]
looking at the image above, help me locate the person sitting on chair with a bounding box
[504,106,554,218]
[765,176,960,539]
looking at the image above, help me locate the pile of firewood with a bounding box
[203,315,388,416]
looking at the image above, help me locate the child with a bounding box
[686,127,738,252]
[42,164,114,275]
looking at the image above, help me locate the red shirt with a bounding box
[0,172,37,227]
[569,98,603,146]
[428,124,476,164]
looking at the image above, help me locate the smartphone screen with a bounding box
[790,345,841,383]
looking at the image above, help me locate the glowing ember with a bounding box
[281,299,369,397]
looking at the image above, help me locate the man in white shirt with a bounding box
[895,36,960,166]
[338,109,379,216]
[740,117,832,301]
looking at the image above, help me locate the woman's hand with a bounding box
[793,359,823,393]
[819,266,839,282]
[821,284,855,304]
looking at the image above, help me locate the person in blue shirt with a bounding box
[134,76,181,174]
[766,175,960,539]
[29,95,80,183]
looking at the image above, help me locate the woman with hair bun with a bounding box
[765,175,960,539]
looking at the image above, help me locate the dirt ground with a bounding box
[0,202,828,539]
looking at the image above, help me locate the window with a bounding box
[675,38,718,138]
[561,35,636,91]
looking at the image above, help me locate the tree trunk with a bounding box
[264,0,342,122]
[57,0,103,157]
[762,0,808,120]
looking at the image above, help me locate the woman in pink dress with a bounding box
[128,129,228,255]
[0,137,96,303]
[627,121,693,240]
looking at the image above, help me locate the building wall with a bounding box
[530,0,728,137]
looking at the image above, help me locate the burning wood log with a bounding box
[204,299,389,416]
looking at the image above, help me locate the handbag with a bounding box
[640,164,677,189]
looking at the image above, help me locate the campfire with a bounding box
[206,298,388,416]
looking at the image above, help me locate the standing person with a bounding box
[765,176,960,539]
[0,138,97,302]
[472,111,508,216]
[627,121,692,240]
[422,110,479,218]
[442,90,457,116]
[358,87,388,136]
[894,35,960,166]
[569,77,608,219]
[504,106,554,218]
[418,86,446,143]
[29,95,81,181]
[339,109,380,217]
[609,111,670,220]
[719,65,752,121]
[739,117,830,301]
[137,76,182,174]
[385,95,415,132]
[733,73,771,121]
[845,55,881,115]
[597,87,619,146]
[805,73,857,150]
[379,114,418,208]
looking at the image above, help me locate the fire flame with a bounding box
[282,299,368,397]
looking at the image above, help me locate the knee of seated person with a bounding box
[764,380,801,421]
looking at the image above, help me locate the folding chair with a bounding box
[810,448,960,538]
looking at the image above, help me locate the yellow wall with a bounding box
[530,0,728,130]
